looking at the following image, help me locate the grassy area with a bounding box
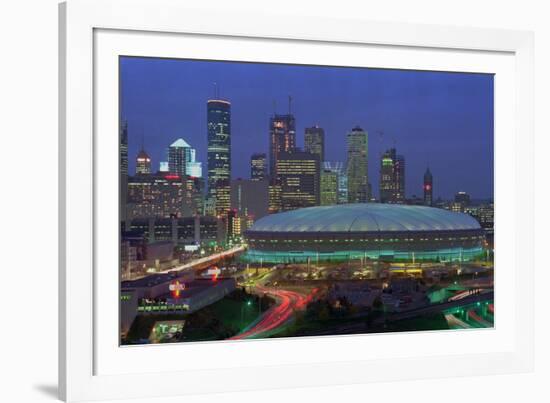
[271,311,450,339]
[210,298,261,332]
[378,313,450,332]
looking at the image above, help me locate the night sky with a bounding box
[120,56,494,200]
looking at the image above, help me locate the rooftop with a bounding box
[170,138,191,148]
[247,203,481,233]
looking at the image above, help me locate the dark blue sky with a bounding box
[120,56,493,200]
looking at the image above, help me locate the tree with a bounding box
[372,296,383,311]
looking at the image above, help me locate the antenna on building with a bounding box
[376,130,385,157]
[288,95,292,114]
[213,82,219,99]
[272,99,277,115]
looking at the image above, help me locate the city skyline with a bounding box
[120,57,494,200]
[120,56,495,345]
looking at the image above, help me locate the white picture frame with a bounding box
[59,0,534,401]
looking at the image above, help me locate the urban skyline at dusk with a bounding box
[120,57,495,345]
[120,57,494,200]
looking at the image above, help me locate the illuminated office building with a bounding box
[477,203,494,236]
[268,181,282,214]
[304,125,325,162]
[324,161,348,204]
[276,151,320,211]
[127,174,188,219]
[346,126,369,203]
[207,99,232,215]
[135,149,152,175]
[455,191,471,208]
[320,169,338,206]
[126,171,204,220]
[379,148,405,203]
[168,138,202,178]
[158,161,169,173]
[250,153,267,181]
[120,120,128,221]
[168,138,190,177]
[423,167,433,206]
[269,114,296,177]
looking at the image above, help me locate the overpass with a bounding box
[158,245,246,274]
[377,290,493,324]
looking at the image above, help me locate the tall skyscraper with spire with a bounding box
[346,126,369,203]
[269,97,296,178]
[135,149,152,175]
[423,167,433,206]
[207,98,231,215]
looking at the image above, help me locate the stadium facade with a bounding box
[243,204,486,263]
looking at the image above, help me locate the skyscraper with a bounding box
[380,150,394,203]
[158,161,169,173]
[276,151,320,211]
[455,191,471,207]
[185,147,203,178]
[320,169,338,206]
[423,167,433,206]
[183,176,205,216]
[168,138,190,177]
[207,99,231,215]
[346,126,369,203]
[304,125,325,162]
[268,181,282,214]
[477,203,494,236]
[135,149,152,175]
[269,114,296,178]
[324,161,348,204]
[379,148,405,203]
[394,154,405,203]
[167,138,203,178]
[250,153,267,181]
[120,120,128,221]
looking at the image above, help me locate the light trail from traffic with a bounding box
[448,288,484,302]
[444,314,471,329]
[157,245,246,274]
[231,286,320,340]
[467,310,492,327]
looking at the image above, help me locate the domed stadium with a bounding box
[243,204,486,263]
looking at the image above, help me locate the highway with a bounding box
[467,310,493,327]
[231,286,319,340]
[444,314,471,329]
[157,245,246,274]
[374,290,493,325]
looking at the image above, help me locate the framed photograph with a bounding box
[59,0,534,401]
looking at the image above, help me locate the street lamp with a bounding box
[241,299,252,329]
